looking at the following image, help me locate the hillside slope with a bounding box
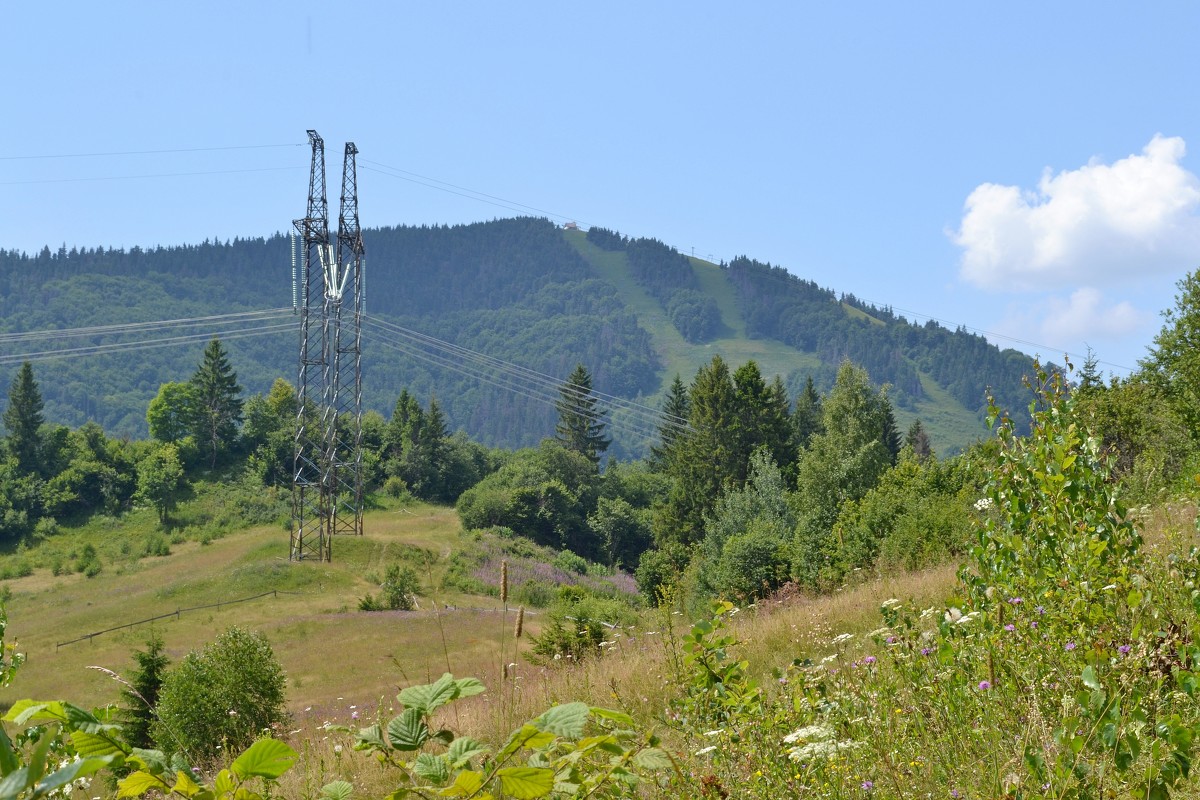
[0,218,1034,455]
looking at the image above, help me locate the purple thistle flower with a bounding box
[978,680,992,690]
[950,791,960,799]
[1065,641,1076,651]
[1036,605,1046,615]
[921,647,933,656]
[864,655,877,664]
[1118,644,1131,655]
[862,780,874,791]
[1008,597,1023,605]
[1031,621,1038,629]
[1004,624,1015,632]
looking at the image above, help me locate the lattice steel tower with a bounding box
[290,131,365,561]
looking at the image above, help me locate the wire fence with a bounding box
[54,590,301,649]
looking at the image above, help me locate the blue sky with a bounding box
[5,2,1199,377]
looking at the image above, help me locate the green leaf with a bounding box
[170,770,203,798]
[496,767,554,799]
[118,770,171,798]
[388,708,431,751]
[440,769,484,797]
[453,677,486,699]
[0,725,19,775]
[0,767,30,799]
[632,747,674,770]
[534,702,589,738]
[1081,665,1101,691]
[589,707,634,727]
[413,753,449,784]
[355,724,387,751]
[320,779,354,800]
[213,769,237,795]
[4,700,62,725]
[231,738,298,780]
[446,736,489,767]
[72,730,125,758]
[497,724,556,760]
[399,674,457,715]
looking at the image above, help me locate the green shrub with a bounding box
[552,549,588,575]
[152,626,288,761]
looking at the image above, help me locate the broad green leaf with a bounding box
[453,677,486,699]
[170,769,203,798]
[231,738,298,780]
[213,769,237,795]
[534,702,589,738]
[1081,665,1101,691]
[35,753,115,796]
[388,708,431,751]
[632,747,674,770]
[320,779,354,800]
[72,730,126,758]
[498,724,555,760]
[118,770,171,798]
[355,724,387,750]
[496,767,554,799]
[128,748,169,775]
[63,702,121,735]
[575,735,619,756]
[446,736,488,767]
[399,674,457,715]
[4,700,63,725]
[413,753,450,784]
[438,769,484,797]
[589,707,633,727]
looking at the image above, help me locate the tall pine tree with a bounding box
[189,339,243,468]
[4,362,44,476]
[554,364,610,467]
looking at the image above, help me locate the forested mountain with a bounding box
[0,217,1038,455]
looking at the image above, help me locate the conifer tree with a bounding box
[905,418,933,459]
[649,374,690,469]
[791,376,824,451]
[554,364,610,466]
[120,632,170,750]
[189,339,243,468]
[3,362,43,476]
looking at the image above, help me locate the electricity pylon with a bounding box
[290,130,365,561]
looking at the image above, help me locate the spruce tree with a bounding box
[189,339,243,468]
[905,419,933,459]
[120,632,170,750]
[791,376,824,451]
[3,362,44,476]
[554,364,610,466]
[649,374,690,469]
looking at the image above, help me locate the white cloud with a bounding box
[953,135,1200,291]
[1038,287,1146,342]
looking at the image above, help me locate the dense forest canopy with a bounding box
[0,217,1040,454]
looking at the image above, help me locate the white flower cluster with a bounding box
[944,607,979,626]
[973,497,994,512]
[782,724,863,762]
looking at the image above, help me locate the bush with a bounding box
[361,563,421,611]
[552,549,589,575]
[152,626,288,761]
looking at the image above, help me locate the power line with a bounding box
[0,165,303,187]
[0,142,305,161]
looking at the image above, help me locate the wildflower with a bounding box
[1065,641,1076,651]
[333,745,343,754]
[978,680,991,690]
[886,636,896,644]
[1035,606,1045,615]
[695,746,717,755]
[944,607,964,623]
[973,498,993,512]
[1118,644,1131,655]
[881,598,901,608]
[1031,621,1038,629]
[864,656,877,665]
[920,647,933,656]
[1008,597,1022,605]
[351,711,359,720]
[783,724,835,744]
[1004,624,1015,632]
[950,791,960,798]
[862,780,875,791]
[832,633,855,645]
